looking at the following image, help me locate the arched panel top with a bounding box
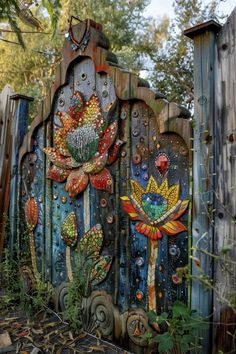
[19,19,191,167]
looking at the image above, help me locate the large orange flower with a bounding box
[44,92,122,197]
[121,176,189,240]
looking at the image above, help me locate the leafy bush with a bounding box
[145,301,207,353]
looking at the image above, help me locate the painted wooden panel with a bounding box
[12,21,191,352]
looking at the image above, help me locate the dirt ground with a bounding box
[0,308,131,354]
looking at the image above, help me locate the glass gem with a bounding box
[136,290,143,300]
[155,153,169,176]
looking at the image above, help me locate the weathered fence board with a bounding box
[214,8,236,352]
[0,85,33,260]
[185,8,236,353]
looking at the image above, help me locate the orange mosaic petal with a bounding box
[89,168,114,193]
[159,220,187,235]
[135,222,162,240]
[43,148,81,169]
[82,151,108,174]
[80,94,103,128]
[47,165,70,182]
[98,121,118,155]
[172,200,189,220]
[120,196,140,220]
[57,111,77,132]
[25,197,38,230]
[65,168,89,197]
[54,128,71,156]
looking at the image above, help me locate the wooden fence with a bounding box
[185,7,236,353]
[0,7,235,353]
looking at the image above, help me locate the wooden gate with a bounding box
[8,20,191,352]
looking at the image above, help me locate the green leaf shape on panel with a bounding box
[78,224,103,257]
[90,255,113,286]
[61,212,78,247]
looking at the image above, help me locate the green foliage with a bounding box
[63,251,92,332]
[145,301,207,353]
[19,276,53,315]
[149,0,225,106]
[0,248,20,309]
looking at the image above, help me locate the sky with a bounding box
[145,0,236,19]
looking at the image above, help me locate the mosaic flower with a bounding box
[121,176,189,240]
[44,92,121,197]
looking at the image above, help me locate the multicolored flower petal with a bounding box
[98,121,118,154]
[44,148,81,169]
[65,168,89,197]
[107,139,124,165]
[54,128,71,156]
[120,196,140,220]
[57,111,77,132]
[89,168,114,193]
[159,220,187,235]
[82,151,108,174]
[135,222,162,240]
[47,165,70,182]
[80,94,103,128]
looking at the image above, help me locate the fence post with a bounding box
[9,94,33,254]
[184,20,221,352]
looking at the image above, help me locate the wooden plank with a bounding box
[213,8,236,352]
[0,85,15,259]
[188,25,219,352]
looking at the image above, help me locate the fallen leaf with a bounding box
[0,332,12,348]
[89,345,105,352]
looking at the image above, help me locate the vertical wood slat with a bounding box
[214,8,236,352]
[185,27,219,352]
[0,85,14,259]
[9,95,33,255]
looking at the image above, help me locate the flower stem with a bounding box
[66,246,73,281]
[148,239,158,311]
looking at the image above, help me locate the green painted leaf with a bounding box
[61,212,78,247]
[90,255,113,286]
[78,224,103,257]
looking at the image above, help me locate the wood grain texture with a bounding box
[213,7,236,352]
[191,30,217,353]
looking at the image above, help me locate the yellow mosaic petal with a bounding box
[54,128,71,156]
[80,94,102,128]
[158,179,169,196]
[166,184,179,210]
[146,175,159,194]
[131,179,144,205]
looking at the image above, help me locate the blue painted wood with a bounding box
[9,96,32,254]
